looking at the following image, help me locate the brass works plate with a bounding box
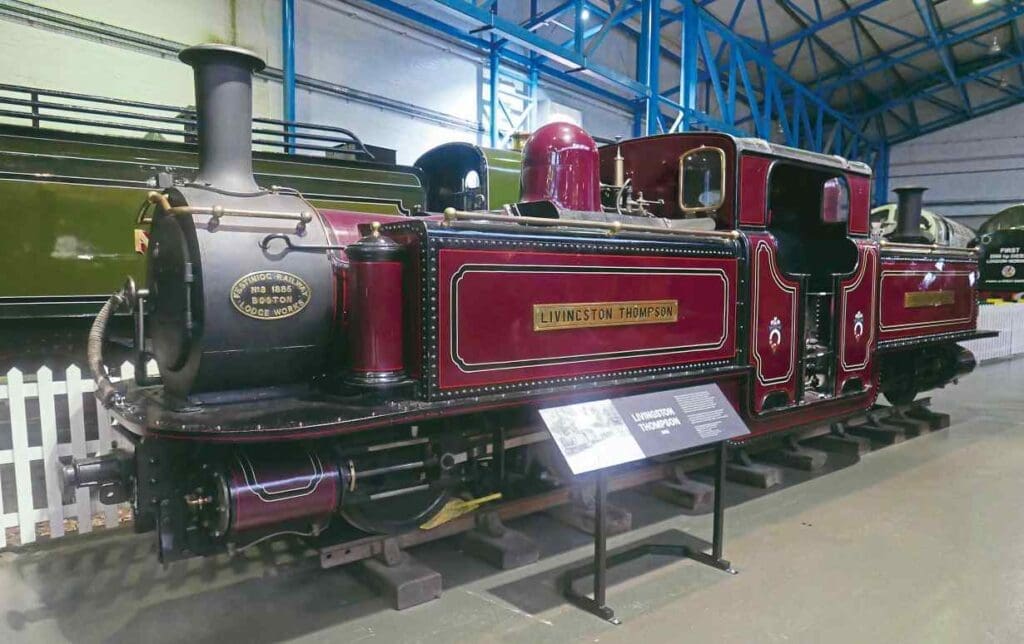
[904,290,955,308]
[533,299,679,331]
[230,270,311,320]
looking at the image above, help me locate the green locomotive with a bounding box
[0,84,520,366]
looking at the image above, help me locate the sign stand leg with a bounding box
[713,440,726,561]
[560,442,737,624]
[702,440,736,573]
[561,470,618,623]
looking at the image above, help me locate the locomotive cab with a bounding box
[415,142,522,212]
[766,163,859,404]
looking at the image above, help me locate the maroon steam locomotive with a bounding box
[64,44,986,563]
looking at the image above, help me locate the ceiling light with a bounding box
[580,7,590,21]
[999,74,1010,89]
[972,0,991,5]
[989,35,1002,55]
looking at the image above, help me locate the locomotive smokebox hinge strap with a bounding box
[258,233,346,253]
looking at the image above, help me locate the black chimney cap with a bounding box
[179,43,265,73]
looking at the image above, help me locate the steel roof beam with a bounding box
[362,0,880,158]
[419,0,650,96]
[859,50,1024,144]
[889,90,1024,144]
[360,0,636,108]
[837,0,912,96]
[911,0,970,115]
[693,7,874,148]
[818,2,1024,98]
[770,0,890,50]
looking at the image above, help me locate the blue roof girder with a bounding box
[817,2,1024,99]
[363,0,879,157]
[911,0,971,115]
[696,6,877,147]
[859,51,1024,127]
[359,0,638,108]
[770,0,891,51]
[890,90,1024,144]
[420,0,651,97]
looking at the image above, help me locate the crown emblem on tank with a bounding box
[853,310,865,340]
[768,316,783,352]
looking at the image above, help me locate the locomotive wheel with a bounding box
[339,488,452,535]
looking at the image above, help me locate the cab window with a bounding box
[679,147,725,212]
[820,176,850,223]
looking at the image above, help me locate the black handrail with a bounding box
[0,82,375,159]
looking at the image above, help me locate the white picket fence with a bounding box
[962,303,1024,362]
[0,362,138,548]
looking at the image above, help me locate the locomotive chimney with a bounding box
[892,186,927,243]
[178,43,266,194]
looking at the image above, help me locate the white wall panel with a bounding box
[0,21,194,108]
[299,1,481,124]
[302,89,476,164]
[890,102,1024,230]
[28,0,238,46]
[543,86,632,141]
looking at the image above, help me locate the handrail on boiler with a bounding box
[441,208,740,240]
[143,191,313,233]
[879,240,977,258]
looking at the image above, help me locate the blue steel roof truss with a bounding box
[355,0,1024,204]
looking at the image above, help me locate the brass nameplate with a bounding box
[904,290,955,308]
[231,271,311,320]
[533,299,679,331]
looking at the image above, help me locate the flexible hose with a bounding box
[89,290,127,406]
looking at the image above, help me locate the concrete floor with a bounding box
[3,359,1024,643]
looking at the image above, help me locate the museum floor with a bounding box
[2,358,1023,643]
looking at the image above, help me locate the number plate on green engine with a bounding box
[230,271,311,320]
